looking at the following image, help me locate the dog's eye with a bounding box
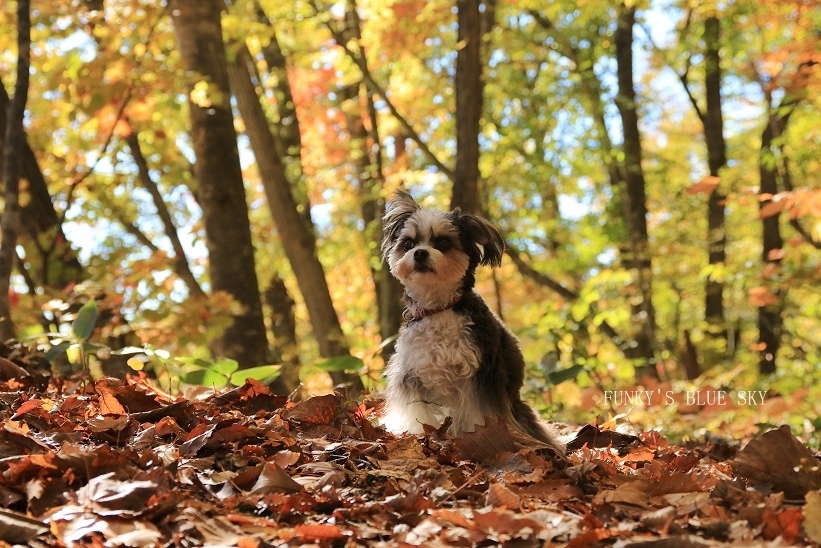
[434,237,453,251]
[400,238,416,251]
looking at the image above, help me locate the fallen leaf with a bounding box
[733,425,821,499]
[803,490,821,543]
[0,507,48,543]
[486,481,520,509]
[247,461,302,494]
[283,394,341,425]
[455,417,517,461]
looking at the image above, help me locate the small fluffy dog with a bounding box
[380,191,562,452]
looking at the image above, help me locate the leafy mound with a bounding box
[0,356,819,547]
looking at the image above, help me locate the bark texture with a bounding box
[0,0,31,340]
[614,4,657,377]
[451,0,484,214]
[757,116,786,375]
[169,0,271,372]
[227,43,365,392]
[0,77,85,292]
[703,15,728,349]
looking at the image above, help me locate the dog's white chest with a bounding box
[394,311,481,390]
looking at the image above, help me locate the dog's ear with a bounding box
[381,190,419,259]
[455,211,505,267]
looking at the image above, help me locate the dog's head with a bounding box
[381,190,504,298]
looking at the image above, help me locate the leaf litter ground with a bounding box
[0,352,820,547]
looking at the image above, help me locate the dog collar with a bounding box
[404,294,462,323]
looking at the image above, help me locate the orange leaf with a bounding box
[748,286,778,307]
[98,391,126,415]
[760,200,786,219]
[766,248,785,261]
[293,524,345,541]
[12,399,43,419]
[686,176,720,195]
[761,507,803,542]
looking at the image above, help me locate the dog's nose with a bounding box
[414,248,429,262]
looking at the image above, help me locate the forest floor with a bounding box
[1,350,820,547]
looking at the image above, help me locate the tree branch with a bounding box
[309,0,454,181]
[504,242,625,346]
[635,16,704,123]
[124,130,206,297]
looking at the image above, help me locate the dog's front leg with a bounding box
[381,375,441,435]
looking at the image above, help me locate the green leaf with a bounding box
[209,359,239,376]
[180,368,230,387]
[229,365,282,386]
[72,300,98,341]
[44,341,72,363]
[548,364,584,385]
[178,357,215,368]
[314,355,365,372]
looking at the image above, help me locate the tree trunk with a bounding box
[757,116,785,375]
[124,130,205,299]
[615,4,657,378]
[168,0,273,376]
[0,0,31,341]
[227,44,365,393]
[0,77,85,292]
[339,0,402,362]
[451,0,486,214]
[264,274,300,391]
[703,15,728,351]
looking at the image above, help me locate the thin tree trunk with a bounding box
[703,15,728,350]
[339,0,402,362]
[757,116,786,375]
[227,44,365,393]
[451,0,485,214]
[168,0,275,380]
[615,4,657,378]
[264,274,300,391]
[124,130,205,299]
[0,0,31,341]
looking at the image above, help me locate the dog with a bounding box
[380,190,562,452]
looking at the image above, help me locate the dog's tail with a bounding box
[510,400,565,454]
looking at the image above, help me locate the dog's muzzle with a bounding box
[412,248,434,272]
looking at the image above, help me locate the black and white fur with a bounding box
[380,191,562,452]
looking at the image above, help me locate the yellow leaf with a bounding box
[805,490,821,544]
[190,81,213,108]
[127,357,144,371]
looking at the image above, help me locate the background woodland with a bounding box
[0,0,819,441]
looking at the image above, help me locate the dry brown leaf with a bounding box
[486,481,520,509]
[455,417,517,461]
[0,508,48,543]
[733,425,821,499]
[248,461,302,494]
[283,394,341,425]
